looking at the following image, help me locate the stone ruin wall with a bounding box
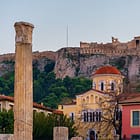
[80,36,140,56]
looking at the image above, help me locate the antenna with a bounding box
[66,25,68,47]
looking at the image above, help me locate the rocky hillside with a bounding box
[0,47,140,91]
[54,48,139,80]
[0,51,56,76]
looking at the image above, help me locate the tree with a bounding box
[41,93,59,108]
[44,60,55,74]
[91,92,122,139]
[33,112,78,140]
[0,109,14,133]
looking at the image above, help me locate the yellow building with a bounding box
[58,66,124,139]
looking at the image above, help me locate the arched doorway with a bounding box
[86,129,97,140]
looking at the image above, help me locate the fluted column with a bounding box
[14,22,34,140]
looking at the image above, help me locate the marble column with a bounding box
[14,22,34,140]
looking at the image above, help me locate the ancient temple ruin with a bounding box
[14,22,34,140]
[80,36,140,56]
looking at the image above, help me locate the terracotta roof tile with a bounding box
[117,93,140,101]
[94,66,121,75]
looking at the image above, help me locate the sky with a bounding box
[0,0,140,54]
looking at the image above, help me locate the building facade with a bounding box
[119,94,140,140]
[58,66,124,139]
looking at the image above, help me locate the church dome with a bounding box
[94,66,121,75]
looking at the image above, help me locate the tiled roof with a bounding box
[0,94,63,114]
[118,93,140,104]
[119,96,140,104]
[94,66,121,75]
[0,95,13,102]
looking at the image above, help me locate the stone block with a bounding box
[53,127,68,140]
[71,137,83,140]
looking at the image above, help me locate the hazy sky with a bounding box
[0,0,140,54]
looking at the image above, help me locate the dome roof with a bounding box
[94,66,121,75]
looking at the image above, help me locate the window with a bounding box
[132,111,140,126]
[33,110,37,113]
[95,96,98,103]
[84,112,87,122]
[101,82,104,91]
[86,96,89,103]
[131,134,140,140]
[115,109,122,121]
[82,98,86,104]
[90,95,94,103]
[40,112,45,114]
[136,40,140,48]
[99,81,105,91]
[92,82,96,89]
[9,104,14,110]
[82,110,102,122]
[111,82,115,91]
[61,105,63,109]
[70,112,74,121]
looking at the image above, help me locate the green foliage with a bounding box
[0,72,14,96]
[0,109,14,133]
[40,75,91,108]
[33,112,78,140]
[41,93,59,108]
[0,110,78,139]
[44,60,55,73]
[2,60,14,65]
[0,64,92,109]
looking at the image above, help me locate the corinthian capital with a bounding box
[14,22,34,44]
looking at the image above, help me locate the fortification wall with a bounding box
[80,36,140,56]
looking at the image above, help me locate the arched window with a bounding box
[111,82,115,91]
[82,98,86,104]
[86,96,89,103]
[90,95,94,103]
[101,82,104,91]
[92,82,96,89]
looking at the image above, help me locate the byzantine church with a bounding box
[58,65,124,139]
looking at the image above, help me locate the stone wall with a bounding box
[80,36,140,56]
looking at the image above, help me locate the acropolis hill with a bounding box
[1,36,140,92]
